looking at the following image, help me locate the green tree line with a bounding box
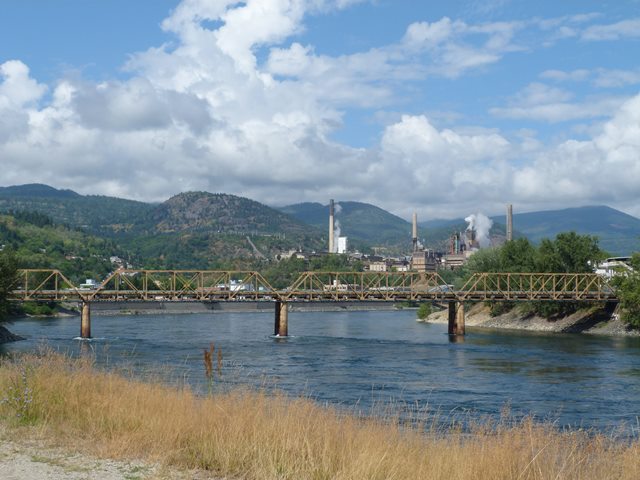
[458,232,606,318]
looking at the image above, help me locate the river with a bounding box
[2,310,640,434]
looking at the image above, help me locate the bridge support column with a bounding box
[80,301,91,339]
[455,302,466,336]
[448,301,465,336]
[274,301,288,337]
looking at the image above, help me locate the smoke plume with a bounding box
[464,213,493,248]
[332,203,342,253]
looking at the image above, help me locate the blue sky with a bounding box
[1,0,639,220]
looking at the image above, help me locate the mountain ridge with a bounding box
[1,184,638,256]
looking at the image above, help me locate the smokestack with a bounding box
[329,199,335,253]
[506,204,513,242]
[412,212,418,252]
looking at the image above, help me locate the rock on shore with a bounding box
[0,325,24,344]
[420,303,639,336]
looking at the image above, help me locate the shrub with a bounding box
[417,303,431,320]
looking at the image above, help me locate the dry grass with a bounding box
[1,353,639,480]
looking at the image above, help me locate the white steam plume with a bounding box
[332,203,342,253]
[464,213,493,248]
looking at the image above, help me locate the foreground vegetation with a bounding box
[612,253,640,327]
[1,353,639,479]
[454,233,607,319]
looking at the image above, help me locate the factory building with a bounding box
[337,236,348,254]
[410,212,438,272]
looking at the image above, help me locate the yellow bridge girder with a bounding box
[9,269,618,303]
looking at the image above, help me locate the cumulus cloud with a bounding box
[513,94,640,206]
[0,1,639,221]
[0,60,48,142]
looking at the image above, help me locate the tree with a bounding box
[463,232,604,319]
[612,253,640,328]
[417,303,431,320]
[500,238,536,272]
[535,232,603,273]
[0,251,18,320]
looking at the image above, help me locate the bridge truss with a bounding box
[9,269,617,303]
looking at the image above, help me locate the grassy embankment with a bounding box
[1,353,639,480]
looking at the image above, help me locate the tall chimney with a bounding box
[412,212,418,252]
[506,204,513,242]
[329,199,335,253]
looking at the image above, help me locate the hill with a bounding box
[499,206,640,255]
[421,206,640,256]
[0,184,153,235]
[147,192,312,236]
[2,184,638,260]
[0,185,325,268]
[279,201,413,249]
[0,211,127,283]
[125,192,324,267]
[0,183,79,199]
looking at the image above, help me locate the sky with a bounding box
[1,0,639,221]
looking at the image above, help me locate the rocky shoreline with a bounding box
[0,325,25,344]
[420,302,639,336]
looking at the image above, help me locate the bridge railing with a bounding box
[281,271,455,301]
[11,269,84,301]
[8,269,618,303]
[87,269,278,301]
[457,272,616,301]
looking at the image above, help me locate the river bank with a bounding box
[0,428,196,480]
[421,302,639,336]
[0,325,24,344]
[1,353,638,480]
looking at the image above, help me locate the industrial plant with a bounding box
[280,200,516,273]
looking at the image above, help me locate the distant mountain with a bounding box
[280,201,412,248]
[0,184,326,267]
[0,183,80,199]
[0,185,152,235]
[421,205,640,256]
[499,206,640,256]
[3,183,638,260]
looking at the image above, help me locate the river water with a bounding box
[2,310,640,433]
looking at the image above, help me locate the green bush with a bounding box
[611,253,640,328]
[417,303,431,320]
[487,301,513,317]
[19,302,57,316]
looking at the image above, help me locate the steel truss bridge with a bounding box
[10,268,617,304]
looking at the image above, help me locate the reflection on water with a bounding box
[2,310,640,433]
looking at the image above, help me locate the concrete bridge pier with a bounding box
[448,301,465,336]
[80,301,91,339]
[274,301,288,337]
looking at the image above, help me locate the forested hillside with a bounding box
[0,211,127,283]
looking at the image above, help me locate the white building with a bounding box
[595,257,633,278]
[337,236,348,254]
[368,261,388,272]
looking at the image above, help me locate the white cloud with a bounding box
[0,60,48,143]
[401,18,523,77]
[490,83,630,122]
[513,94,640,206]
[0,1,639,222]
[0,60,47,108]
[540,69,590,82]
[593,69,640,88]
[582,18,640,41]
